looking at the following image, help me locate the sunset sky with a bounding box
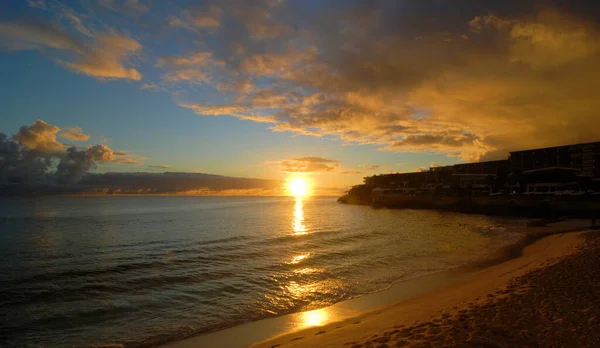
[2,0,600,194]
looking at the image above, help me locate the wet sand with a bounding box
[253,222,600,347]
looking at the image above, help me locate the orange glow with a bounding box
[302,308,328,327]
[287,177,310,197]
[290,253,311,264]
[293,197,307,235]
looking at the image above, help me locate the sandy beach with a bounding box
[252,221,600,348]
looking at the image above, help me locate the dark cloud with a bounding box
[148,164,172,169]
[0,121,144,194]
[55,146,98,184]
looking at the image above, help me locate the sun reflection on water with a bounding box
[290,253,310,264]
[293,197,307,235]
[302,308,329,327]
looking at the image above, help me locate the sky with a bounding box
[1,0,600,195]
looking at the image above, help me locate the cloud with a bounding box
[169,6,222,31]
[382,133,487,161]
[59,8,93,37]
[85,144,115,161]
[341,164,387,175]
[7,1,600,164]
[148,164,172,169]
[279,157,340,173]
[13,120,64,153]
[179,102,276,123]
[60,32,143,80]
[154,2,600,162]
[99,0,149,15]
[110,150,147,165]
[113,157,144,165]
[0,20,85,52]
[0,20,142,80]
[229,0,289,40]
[140,83,160,91]
[27,0,46,10]
[469,14,516,33]
[1,120,145,189]
[60,126,90,142]
[359,164,385,171]
[156,52,215,84]
[341,170,363,175]
[294,157,338,163]
[179,103,250,117]
[508,12,599,68]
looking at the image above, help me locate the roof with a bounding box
[451,173,495,176]
[523,167,581,174]
[509,141,600,155]
[452,160,508,165]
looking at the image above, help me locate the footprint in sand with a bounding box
[315,330,326,335]
[291,337,303,341]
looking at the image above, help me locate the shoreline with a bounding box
[253,227,593,348]
[159,220,594,348]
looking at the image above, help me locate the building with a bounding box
[361,141,600,195]
[432,160,508,175]
[509,141,600,176]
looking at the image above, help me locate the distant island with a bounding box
[0,172,282,196]
[339,141,600,218]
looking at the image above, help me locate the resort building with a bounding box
[509,141,600,176]
[360,141,600,196]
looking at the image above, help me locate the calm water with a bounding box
[0,196,525,347]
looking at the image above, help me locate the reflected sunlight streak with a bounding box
[302,308,329,327]
[290,253,310,264]
[293,197,307,235]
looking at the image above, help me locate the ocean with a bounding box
[0,196,525,347]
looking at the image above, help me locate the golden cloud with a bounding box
[279,157,340,173]
[60,126,90,142]
[159,5,600,161]
[0,20,142,80]
[13,120,64,153]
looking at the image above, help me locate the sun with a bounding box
[288,178,310,197]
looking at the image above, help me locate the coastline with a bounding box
[160,220,595,348]
[339,192,600,219]
[254,227,594,347]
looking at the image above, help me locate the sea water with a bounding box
[0,196,525,347]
